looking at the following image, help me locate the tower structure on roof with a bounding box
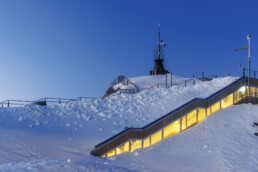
[150,24,169,75]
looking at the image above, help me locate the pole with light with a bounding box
[234,34,251,103]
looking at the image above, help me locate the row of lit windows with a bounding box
[103,85,257,157]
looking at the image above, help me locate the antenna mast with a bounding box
[158,24,161,59]
[150,24,169,75]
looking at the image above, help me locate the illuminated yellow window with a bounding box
[150,130,162,145]
[198,108,206,123]
[234,91,242,103]
[211,101,220,114]
[221,94,233,109]
[107,149,116,157]
[250,86,256,97]
[163,120,180,139]
[143,137,150,148]
[233,92,238,103]
[181,116,187,130]
[130,140,142,152]
[207,107,211,116]
[234,86,246,103]
[243,86,249,98]
[116,142,129,155]
[187,110,197,127]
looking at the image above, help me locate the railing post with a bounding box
[180,118,182,132]
[129,140,131,152]
[59,99,61,104]
[196,109,198,122]
[166,75,168,88]
[171,73,173,87]
[233,92,235,104]
[8,101,9,108]
[243,68,245,77]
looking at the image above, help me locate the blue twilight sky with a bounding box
[0,0,257,100]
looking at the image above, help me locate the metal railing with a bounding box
[195,68,258,81]
[150,78,196,89]
[0,96,95,108]
[242,68,258,79]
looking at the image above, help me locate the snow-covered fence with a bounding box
[120,87,139,94]
[0,97,94,108]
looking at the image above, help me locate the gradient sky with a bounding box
[0,0,258,100]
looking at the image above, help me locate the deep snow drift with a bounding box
[0,76,257,171]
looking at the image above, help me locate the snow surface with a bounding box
[1,76,257,171]
[0,159,137,172]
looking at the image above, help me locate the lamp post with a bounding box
[247,35,251,103]
[234,34,251,103]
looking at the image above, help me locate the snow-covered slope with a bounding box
[1,76,257,171]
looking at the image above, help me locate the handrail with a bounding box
[91,77,258,156]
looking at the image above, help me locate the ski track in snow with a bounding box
[0,76,257,171]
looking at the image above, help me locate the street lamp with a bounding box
[234,34,251,103]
